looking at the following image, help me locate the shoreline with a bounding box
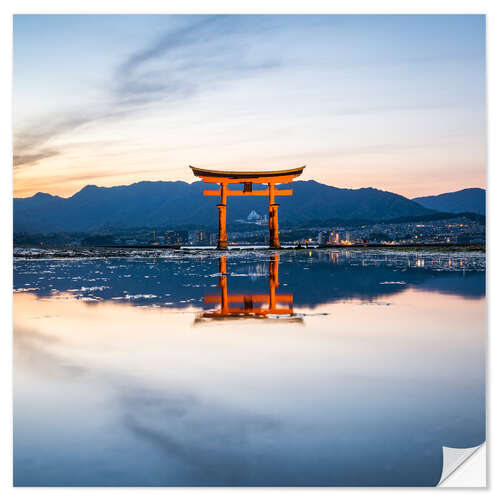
[13,243,485,260]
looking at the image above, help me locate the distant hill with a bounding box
[412,188,485,215]
[14,180,434,233]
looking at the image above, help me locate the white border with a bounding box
[2,1,497,498]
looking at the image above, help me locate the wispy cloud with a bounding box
[13,150,59,167]
[14,15,281,169]
[113,15,279,107]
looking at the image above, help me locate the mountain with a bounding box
[412,188,485,215]
[14,180,434,233]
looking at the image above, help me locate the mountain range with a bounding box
[13,181,485,233]
[412,188,485,215]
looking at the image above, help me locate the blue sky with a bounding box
[13,14,486,197]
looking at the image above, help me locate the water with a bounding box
[13,249,485,486]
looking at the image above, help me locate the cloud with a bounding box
[14,150,59,167]
[112,15,280,107]
[14,15,281,170]
[13,108,131,169]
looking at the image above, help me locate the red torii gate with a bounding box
[190,165,305,248]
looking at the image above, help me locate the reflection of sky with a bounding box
[13,15,485,198]
[13,254,485,485]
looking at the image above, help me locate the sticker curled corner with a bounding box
[438,443,486,487]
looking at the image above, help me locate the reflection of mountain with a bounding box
[13,252,485,310]
[277,261,485,306]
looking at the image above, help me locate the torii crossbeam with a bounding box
[190,165,305,249]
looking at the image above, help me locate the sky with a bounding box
[13,14,486,199]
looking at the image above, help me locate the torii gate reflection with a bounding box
[197,255,302,322]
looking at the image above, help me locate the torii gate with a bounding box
[190,165,305,248]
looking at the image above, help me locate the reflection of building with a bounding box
[197,255,301,322]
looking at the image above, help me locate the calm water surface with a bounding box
[13,249,485,486]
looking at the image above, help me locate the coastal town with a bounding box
[13,210,485,248]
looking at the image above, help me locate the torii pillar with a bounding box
[189,165,306,249]
[217,183,228,249]
[268,183,280,248]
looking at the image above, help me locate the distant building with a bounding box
[328,231,338,245]
[317,231,328,245]
[209,232,217,246]
[165,231,188,245]
[188,230,201,244]
[188,230,216,245]
[247,210,262,222]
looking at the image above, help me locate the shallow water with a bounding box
[13,249,485,486]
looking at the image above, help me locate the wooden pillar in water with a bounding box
[268,183,281,249]
[269,254,279,312]
[219,256,228,314]
[217,182,228,249]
